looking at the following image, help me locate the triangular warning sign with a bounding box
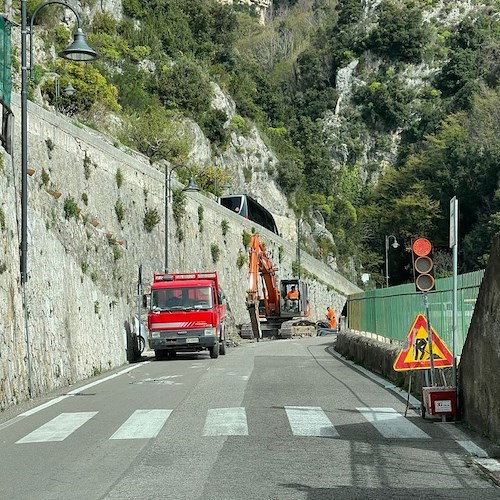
[394,314,453,371]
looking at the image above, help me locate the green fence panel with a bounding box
[347,270,484,354]
[0,17,12,106]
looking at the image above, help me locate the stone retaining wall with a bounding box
[0,94,361,410]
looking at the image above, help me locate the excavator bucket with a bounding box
[247,302,262,341]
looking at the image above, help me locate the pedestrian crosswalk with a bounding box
[203,407,248,436]
[15,406,429,444]
[357,407,430,439]
[110,409,173,440]
[285,406,339,437]
[16,412,98,443]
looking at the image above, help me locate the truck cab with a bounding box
[146,272,227,360]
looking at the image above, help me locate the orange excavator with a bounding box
[245,234,310,340]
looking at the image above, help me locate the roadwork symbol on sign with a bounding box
[393,314,453,371]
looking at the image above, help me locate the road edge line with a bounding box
[0,361,149,430]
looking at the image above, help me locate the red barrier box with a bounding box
[422,386,456,416]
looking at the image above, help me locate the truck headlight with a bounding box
[204,328,216,336]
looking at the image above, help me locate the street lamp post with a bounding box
[54,75,76,113]
[21,0,98,284]
[20,1,98,398]
[164,165,200,273]
[213,179,231,198]
[385,235,400,288]
[296,218,303,279]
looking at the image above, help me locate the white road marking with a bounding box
[285,406,339,437]
[203,407,248,436]
[10,406,437,444]
[18,363,148,418]
[16,396,68,418]
[110,409,172,440]
[357,407,430,439]
[134,376,183,386]
[16,412,97,443]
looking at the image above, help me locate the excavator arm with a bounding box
[246,234,281,340]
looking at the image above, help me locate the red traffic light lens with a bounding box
[412,238,432,257]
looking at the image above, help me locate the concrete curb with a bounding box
[474,458,500,486]
[326,343,421,412]
[326,341,500,488]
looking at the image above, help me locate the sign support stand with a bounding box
[404,371,413,417]
[450,197,459,395]
[394,313,456,419]
[423,292,436,386]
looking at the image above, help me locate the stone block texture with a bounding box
[459,233,500,444]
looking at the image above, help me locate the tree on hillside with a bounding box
[156,57,213,119]
[366,1,429,63]
[363,86,500,273]
[123,106,192,163]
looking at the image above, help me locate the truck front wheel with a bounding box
[219,329,226,355]
[209,342,219,359]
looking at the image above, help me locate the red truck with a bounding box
[146,272,227,360]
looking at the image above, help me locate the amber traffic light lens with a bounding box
[415,256,433,274]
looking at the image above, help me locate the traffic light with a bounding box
[412,237,435,292]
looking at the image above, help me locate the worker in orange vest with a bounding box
[326,307,336,330]
[285,285,299,311]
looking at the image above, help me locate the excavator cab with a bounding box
[244,233,310,340]
[280,279,309,318]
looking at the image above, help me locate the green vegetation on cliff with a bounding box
[24,0,500,286]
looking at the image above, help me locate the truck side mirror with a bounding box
[142,294,148,308]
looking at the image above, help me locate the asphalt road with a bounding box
[0,337,498,500]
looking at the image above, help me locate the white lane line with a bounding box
[18,396,72,418]
[203,407,248,436]
[19,363,149,418]
[285,406,339,437]
[16,412,98,443]
[357,407,430,439]
[110,409,172,440]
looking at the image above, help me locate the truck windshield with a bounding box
[151,286,213,311]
